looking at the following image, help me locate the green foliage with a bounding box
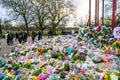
[4,76,12,80]
[12,62,20,70]
[32,69,42,76]
[60,71,66,79]
[24,62,31,69]
[112,41,120,51]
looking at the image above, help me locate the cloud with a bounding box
[0,5,9,20]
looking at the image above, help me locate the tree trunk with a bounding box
[88,0,91,26]
[24,16,29,35]
[0,20,2,35]
[102,0,104,25]
[112,0,116,27]
[0,25,2,35]
[95,0,99,26]
[52,24,56,36]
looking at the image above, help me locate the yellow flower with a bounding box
[103,70,108,79]
[32,76,38,80]
[110,47,112,50]
[41,67,46,73]
[104,73,108,79]
[5,69,9,75]
[13,60,17,64]
[25,61,31,65]
[73,77,78,80]
[75,60,80,63]
[10,74,15,79]
[100,49,105,53]
[106,46,109,50]
[47,49,51,54]
[21,50,25,54]
[114,72,120,75]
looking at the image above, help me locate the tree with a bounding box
[0,0,35,35]
[3,20,13,30]
[0,19,2,34]
[104,0,112,19]
[46,0,75,35]
[31,0,49,32]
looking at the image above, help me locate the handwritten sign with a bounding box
[113,27,120,38]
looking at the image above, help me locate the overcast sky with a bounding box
[0,0,100,26]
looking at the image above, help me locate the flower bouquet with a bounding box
[32,76,38,80]
[0,58,6,67]
[0,70,5,79]
[32,48,37,52]
[4,76,13,80]
[38,73,49,80]
[112,41,120,55]
[11,47,15,53]
[24,61,31,69]
[21,50,26,56]
[42,48,47,53]
[38,48,42,55]
[60,71,66,79]
[57,52,64,60]
[64,62,70,71]
[49,60,55,66]
[32,69,42,76]
[12,61,20,70]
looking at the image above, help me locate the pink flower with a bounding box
[64,56,70,60]
[46,66,53,74]
[69,73,75,77]
[78,49,85,53]
[38,74,49,80]
[0,70,3,74]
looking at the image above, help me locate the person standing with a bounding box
[32,31,36,42]
[23,31,27,42]
[6,32,9,45]
[48,30,52,38]
[8,32,14,46]
[15,32,18,41]
[24,31,28,42]
[38,30,42,40]
[18,31,23,44]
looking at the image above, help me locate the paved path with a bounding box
[0,38,30,56]
[0,36,49,56]
[0,39,18,56]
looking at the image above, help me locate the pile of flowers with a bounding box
[0,32,120,80]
